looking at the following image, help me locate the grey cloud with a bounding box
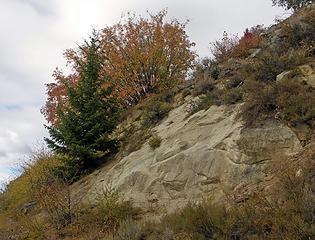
[17,0,56,15]
[0,151,7,158]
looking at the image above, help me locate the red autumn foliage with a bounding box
[210,25,265,61]
[231,25,265,58]
[41,69,78,126]
[41,10,196,126]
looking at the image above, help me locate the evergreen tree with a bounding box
[45,32,119,172]
[272,0,313,11]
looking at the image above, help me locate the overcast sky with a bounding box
[0,0,287,185]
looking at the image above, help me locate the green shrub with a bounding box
[19,215,48,240]
[142,101,172,127]
[208,60,220,80]
[188,94,213,116]
[113,219,141,240]
[220,88,243,105]
[189,86,243,117]
[149,134,162,150]
[194,58,220,81]
[253,53,285,82]
[280,5,315,49]
[241,80,277,126]
[120,125,153,156]
[276,80,315,126]
[226,74,244,89]
[156,89,177,104]
[95,185,140,233]
[160,201,226,239]
[0,151,66,213]
[250,50,307,82]
[192,79,215,97]
[241,78,315,128]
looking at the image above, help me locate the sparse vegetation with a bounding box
[142,100,173,127]
[247,49,308,82]
[192,78,215,97]
[149,134,162,150]
[281,4,315,47]
[2,2,315,239]
[94,185,140,233]
[276,79,315,126]
[0,151,141,240]
[210,31,239,62]
[110,147,315,240]
[210,26,265,62]
[241,80,278,126]
[272,0,313,11]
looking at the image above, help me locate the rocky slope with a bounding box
[74,97,302,214]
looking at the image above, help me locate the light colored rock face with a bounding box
[276,63,315,88]
[80,101,302,214]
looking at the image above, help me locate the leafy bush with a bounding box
[188,94,214,116]
[207,60,220,80]
[120,125,153,156]
[220,87,243,105]
[161,201,226,239]
[149,134,162,150]
[211,26,264,62]
[95,185,140,233]
[142,101,172,127]
[0,151,64,213]
[254,53,289,82]
[241,76,315,129]
[113,219,141,240]
[249,50,308,82]
[281,5,315,47]
[35,176,79,229]
[188,87,242,117]
[276,79,315,126]
[16,215,48,240]
[210,31,238,62]
[241,80,277,126]
[192,78,215,97]
[226,74,244,89]
[230,25,265,58]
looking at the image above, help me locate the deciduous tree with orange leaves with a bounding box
[42,10,196,125]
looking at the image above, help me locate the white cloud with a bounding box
[0,0,287,184]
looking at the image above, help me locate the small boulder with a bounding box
[276,64,315,88]
[298,64,315,87]
[249,48,261,58]
[276,70,293,83]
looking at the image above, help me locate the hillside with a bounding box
[0,3,315,240]
[76,101,302,213]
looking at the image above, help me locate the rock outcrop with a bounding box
[277,63,315,88]
[77,100,302,214]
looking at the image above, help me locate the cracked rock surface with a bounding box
[77,102,302,214]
